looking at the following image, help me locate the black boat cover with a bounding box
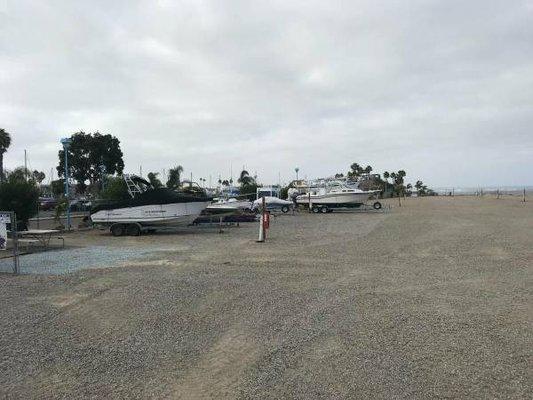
[91,188,212,213]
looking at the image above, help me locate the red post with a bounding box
[262,196,266,240]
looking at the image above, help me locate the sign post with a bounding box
[0,211,18,274]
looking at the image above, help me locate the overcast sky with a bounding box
[1,0,532,187]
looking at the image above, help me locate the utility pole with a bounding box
[24,150,27,181]
[60,138,72,230]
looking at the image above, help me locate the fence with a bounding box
[0,211,19,274]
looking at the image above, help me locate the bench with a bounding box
[8,237,65,250]
[10,238,40,250]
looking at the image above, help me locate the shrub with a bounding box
[0,173,39,229]
[100,176,130,201]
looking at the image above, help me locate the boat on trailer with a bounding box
[205,197,253,214]
[90,175,212,236]
[296,181,381,213]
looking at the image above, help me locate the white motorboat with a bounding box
[252,196,293,213]
[90,175,211,235]
[205,197,252,214]
[296,181,381,212]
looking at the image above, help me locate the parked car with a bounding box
[69,199,91,212]
[39,197,57,211]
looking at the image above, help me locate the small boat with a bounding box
[91,175,211,236]
[205,198,253,214]
[252,196,294,213]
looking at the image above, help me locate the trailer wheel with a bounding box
[312,206,320,213]
[281,205,290,213]
[320,206,328,213]
[373,201,382,210]
[126,223,141,236]
[110,224,125,237]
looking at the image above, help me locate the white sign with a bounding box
[0,213,10,250]
[0,222,6,250]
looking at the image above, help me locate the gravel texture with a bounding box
[0,196,531,399]
[0,246,157,275]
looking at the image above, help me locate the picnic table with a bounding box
[16,229,64,249]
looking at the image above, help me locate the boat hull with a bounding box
[91,201,210,226]
[296,192,374,205]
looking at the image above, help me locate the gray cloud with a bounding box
[1,0,532,186]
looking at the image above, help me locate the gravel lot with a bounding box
[0,196,531,399]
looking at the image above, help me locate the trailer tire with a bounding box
[126,223,141,236]
[110,224,125,237]
[373,201,382,210]
[320,206,328,213]
[312,206,320,213]
[281,205,290,213]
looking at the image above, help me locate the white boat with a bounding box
[90,175,211,235]
[296,181,381,211]
[252,196,293,213]
[205,198,252,214]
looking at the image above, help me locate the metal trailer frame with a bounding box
[96,209,248,236]
[309,200,390,214]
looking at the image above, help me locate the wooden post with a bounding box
[524,188,526,203]
[308,192,312,213]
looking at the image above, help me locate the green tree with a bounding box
[0,128,12,182]
[100,176,130,201]
[51,179,65,197]
[347,163,373,179]
[57,131,124,193]
[166,165,183,189]
[391,170,407,198]
[238,170,258,200]
[0,167,39,229]
[147,172,163,188]
[8,167,30,182]
[238,170,253,186]
[32,170,46,184]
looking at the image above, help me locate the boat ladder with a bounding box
[124,174,143,198]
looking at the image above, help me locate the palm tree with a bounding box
[147,172,163,188]
[238,170,253,186]
[166,165,183,189]
[0,128,12,182]
[383,171,390,182]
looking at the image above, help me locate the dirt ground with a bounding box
[0,196,531,399]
